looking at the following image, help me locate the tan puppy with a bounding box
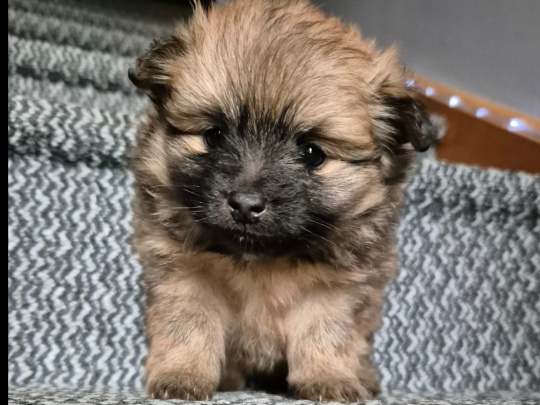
[129,0,435,401]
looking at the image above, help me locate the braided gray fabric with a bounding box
[8,96,136,167]
[10,0,171,37]
[8,8,152,57]
[8,75,148,112]
[8,0,540,403]
[8,36,135,93]
[8,388,539,405]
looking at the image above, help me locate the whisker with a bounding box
[306,218,337,231]
[179,188,203,198]
[170,206,203,211]
[300,226,336,247]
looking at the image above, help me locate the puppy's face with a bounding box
[130,0,434,259]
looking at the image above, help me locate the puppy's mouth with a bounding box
[201,224,306,257]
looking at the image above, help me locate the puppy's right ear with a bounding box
[128,36,185,106]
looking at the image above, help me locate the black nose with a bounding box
[227,191,267,224]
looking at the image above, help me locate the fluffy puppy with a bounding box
[128,0,435,401]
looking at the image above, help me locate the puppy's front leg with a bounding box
[145,275,227,400]
[286,289,374,402]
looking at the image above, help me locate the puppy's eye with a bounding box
[299,144,326,168]
[203,127,223,149]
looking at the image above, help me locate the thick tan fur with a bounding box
[130,0,430,402]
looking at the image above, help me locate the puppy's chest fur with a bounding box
[228,283,288,371]
[209,258,358,372]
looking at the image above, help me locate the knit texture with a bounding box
[8,0,540,403]
[8,388,539,405]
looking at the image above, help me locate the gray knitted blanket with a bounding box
[8,0,540,404]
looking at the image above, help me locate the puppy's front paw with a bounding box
[147,373,215,401]
[360,377,381,398]
[290,379,370,403]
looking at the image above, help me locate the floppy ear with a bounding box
[128,36,185,106]
[367,47,439,183]
[373,89,439,183]
[369,46,437,153]
[383,94,437,152]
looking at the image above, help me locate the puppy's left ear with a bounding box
[383,94,437,152]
